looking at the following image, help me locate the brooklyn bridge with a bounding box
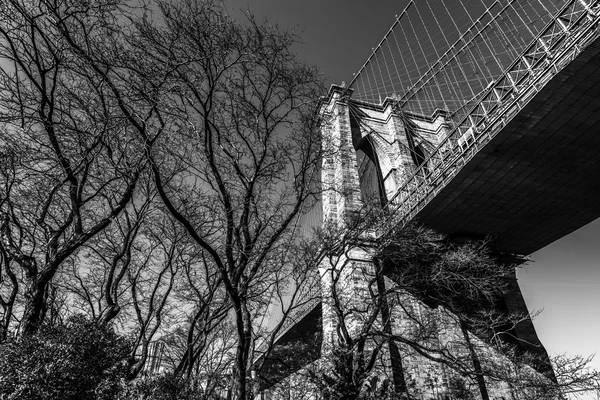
[256,0,600,398]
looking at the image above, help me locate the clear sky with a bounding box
[520,219,600,400]
[225,0,600,396]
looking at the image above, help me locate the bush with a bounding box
[0,315,131,400]
[117,375,207,400]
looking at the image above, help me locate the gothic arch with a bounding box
[350,111,396,206]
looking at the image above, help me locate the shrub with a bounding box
[0,315,131,400]
[117,375,207,400]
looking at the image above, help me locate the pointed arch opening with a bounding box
[350,111,388,207]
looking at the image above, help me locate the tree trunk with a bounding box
[0,256,18,342]
[98,305,121,327]
[233,299,253,400]
[375,269,408,395]
[460,319,490,400]
[128,340,149,380]
[20,278,49,335]
[1,213,47,336]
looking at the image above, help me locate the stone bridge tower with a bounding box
[315,84,554,398]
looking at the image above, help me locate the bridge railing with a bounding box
[378,0,600,237]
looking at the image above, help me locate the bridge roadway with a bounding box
[257,25,600,390]
[418,35,600,255]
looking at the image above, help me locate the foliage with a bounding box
[318,346,396,400]
[117,375,207,400]
[297,220,600,400]
[447,376,476,400]
[0,315,130,400]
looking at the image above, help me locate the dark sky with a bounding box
[225,0,600,386]
[225,0,405,85]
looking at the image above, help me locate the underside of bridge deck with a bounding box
[257,303,321,389]
[417,37,600,255]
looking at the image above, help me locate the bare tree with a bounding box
[170,252,229,380]
[67,203,201,380]
[0,0,149,335]
[123,1,326,398]
[59,179,155,327]
[2,4,325,397]
[0,149,19,340]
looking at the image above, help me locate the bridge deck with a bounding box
[418,38,600,255]
[257,303,321,388]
